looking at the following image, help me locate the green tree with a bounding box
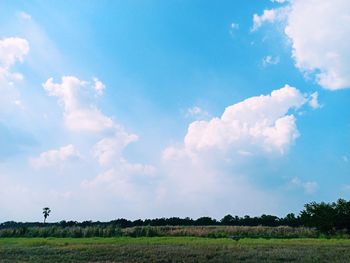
[300,201,336,234]
[42,207,51,224]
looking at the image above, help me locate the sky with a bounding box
[0,0,349,222]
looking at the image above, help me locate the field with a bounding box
[1,237,350,262]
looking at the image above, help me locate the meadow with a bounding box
[2,237,350,262]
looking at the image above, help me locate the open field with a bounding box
[1,237,350,262]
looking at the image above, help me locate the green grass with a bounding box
[1,237,350,262]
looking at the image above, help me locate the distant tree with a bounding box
[300,201,336,233]
[195,217,217,226]
[333,199,350,232]
[260,214,279,226]
[42,207,51,224]
[281,213,301,227]
[221,214,235,225]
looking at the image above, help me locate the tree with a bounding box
[42,207,51,224]
[300,201,336,234]
[221,214,235,225]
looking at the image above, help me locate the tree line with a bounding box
[1,199,350,234]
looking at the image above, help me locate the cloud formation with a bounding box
[253,0,350,90]
[183,85,308,155]
[93,134,138,166]
[158,85,317,217]
[30,144,80,169]
[43,76,117,133]
[290,177,318,194]
[0,37,29,112]
[185,106,210,120]
[252,7,288,32]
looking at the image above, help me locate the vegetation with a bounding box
[1,199,350,239]
[1,199,350,262]
[300,199,350,234]
[0,225,320,239]
[2,237,350,262]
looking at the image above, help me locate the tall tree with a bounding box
[42,207,51,224]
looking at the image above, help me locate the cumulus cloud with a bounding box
[30,144,80,169]
[42,76,135,137]
[40,75,159,215]
[0,37,29,68]
[181,85,308,155]
[0,37,29,112]
[156,85,316,216]
[43,76,112,132]
[254,0,350,90]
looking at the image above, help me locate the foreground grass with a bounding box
[1,237,350,262]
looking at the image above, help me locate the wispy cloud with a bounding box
[30,144,80,169]
[262,55,280,67]
[289,177,318,194]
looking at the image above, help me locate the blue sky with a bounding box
[0,0,349,222]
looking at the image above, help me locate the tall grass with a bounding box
[0,225,326,238]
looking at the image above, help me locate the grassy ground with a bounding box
[1,237,350,262]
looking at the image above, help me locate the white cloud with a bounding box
[157,85,314,217]
[182,85,308,155]
[230,23,239,30]
[42,76,134,135]
[251,7,288,32]
[40,75,156,216]
[262,55,280,66]
[285,0,350,90]
[185,106,210,120]
[30,144,80,169]
[83,161,155,188]
[0,37,29,113]
[93,133,138,166]
[93,77,105,95]
[64,108,115,133]
[254,0,350,90]
[0,37,29,68]
[229,22,240,37]
[43,75,139,171]
[17,11,32,20]
[160,143,279,217]
[309,92,321,109]
[270,0,288,3]
[290,177,318,194]
[81,160,156,204]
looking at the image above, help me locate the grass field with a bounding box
[1,237,350,262]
